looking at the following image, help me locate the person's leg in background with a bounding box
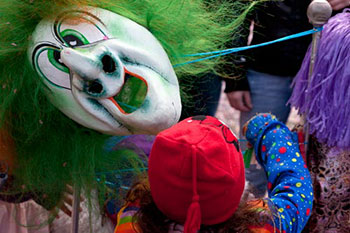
[241,69,293,197]
[180,74,222,120]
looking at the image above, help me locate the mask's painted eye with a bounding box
[61,29,89,47]
[47,49,69,73]
[32,44,71,90]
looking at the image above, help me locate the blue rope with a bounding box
[96,167,148,175]
[173,27,322,67]
[96,177,119,188]
[173,50,233,67]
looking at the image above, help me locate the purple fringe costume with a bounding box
[289,10,350,232]
[289,9,350,150]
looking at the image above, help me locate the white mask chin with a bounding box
[28,7,181,135]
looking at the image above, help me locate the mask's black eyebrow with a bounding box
[54,10,106,44]
[56,10,106,27]
[32,43,61,66]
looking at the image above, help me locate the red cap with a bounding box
[148,116,245,233]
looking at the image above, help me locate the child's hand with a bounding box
[243,113,279,147]
[242,122,249,138]
[242,117,254,149]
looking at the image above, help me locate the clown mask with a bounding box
[28,7,181,135]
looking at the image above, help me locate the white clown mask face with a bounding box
[28,7,181,135]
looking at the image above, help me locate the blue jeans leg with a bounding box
[180,74,222,119]
[241,69,293,197]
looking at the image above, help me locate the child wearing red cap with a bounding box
[114,114,313,233]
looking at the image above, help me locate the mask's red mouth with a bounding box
[108,68,148,114]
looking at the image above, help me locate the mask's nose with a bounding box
[85,55,118,95]
[60,46,125,98]
[61,48,119,75]
[86,80,104,95]
[60,47,100,80]
[101,54,116,73]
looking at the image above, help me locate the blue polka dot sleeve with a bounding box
[245,114,313,233]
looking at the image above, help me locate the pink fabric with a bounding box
[0,194,114,233]
[0,200,50,233]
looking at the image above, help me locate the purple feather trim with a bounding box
[289,9,350,149]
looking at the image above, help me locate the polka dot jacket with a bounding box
[246,113,313,233]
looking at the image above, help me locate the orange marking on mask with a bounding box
[108,68,148,115]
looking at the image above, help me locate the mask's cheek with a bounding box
[48,87,127,134]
